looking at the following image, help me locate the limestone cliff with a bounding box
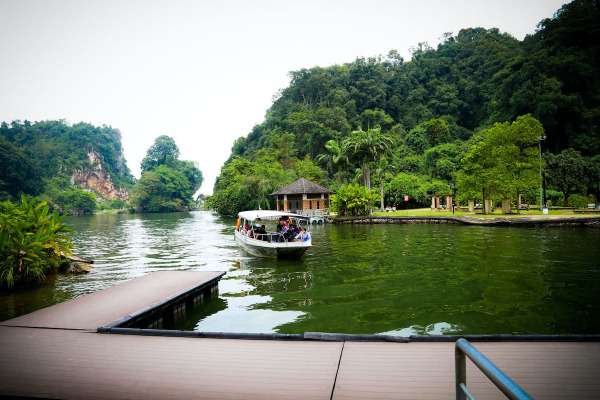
[71,151,130,201]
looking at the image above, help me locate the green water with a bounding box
[1,211,599,336]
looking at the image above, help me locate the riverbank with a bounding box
[332,213,600,227]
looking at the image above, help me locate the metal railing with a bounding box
[455,338,534,400]
[296,208,328,218]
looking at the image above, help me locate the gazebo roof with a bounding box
[270,178,336,196]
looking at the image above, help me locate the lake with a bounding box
[1,211,599,336]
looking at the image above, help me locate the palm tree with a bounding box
[317,140,350,187]
[344,125,393,191]
[374,156,396,210]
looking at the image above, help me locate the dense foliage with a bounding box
[132,136,203,212]
[330,184,380,216]
[457,115,544,213]
[0,120,134,213]
[209,0,600,214]
[0,196,74,288]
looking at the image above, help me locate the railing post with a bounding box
[455,338,534,400]
[456,341,467,400]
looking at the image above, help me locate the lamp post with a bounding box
[539,135,546,211]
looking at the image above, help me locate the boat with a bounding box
[234,210,311,258]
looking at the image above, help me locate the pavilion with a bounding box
[270,178,336,213]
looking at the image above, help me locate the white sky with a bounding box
[0,0,567,194]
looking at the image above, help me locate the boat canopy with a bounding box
[238,210,305,221]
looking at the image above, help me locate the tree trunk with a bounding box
[363,164,371,190]
[380,171,384,211]
[516,188,520,215]
[482,188,486,214]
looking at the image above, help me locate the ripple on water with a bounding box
[1,213,599,336]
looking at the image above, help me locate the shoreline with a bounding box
[331,214,600,227]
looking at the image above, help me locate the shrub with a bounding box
[0,196,74,288]
[330,184,380,216]
[568,194,592,208]
[110,199,126,209]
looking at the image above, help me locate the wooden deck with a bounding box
[0,270,224,330]
[1,271,599,399]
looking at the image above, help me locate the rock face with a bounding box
[71,151,130,201]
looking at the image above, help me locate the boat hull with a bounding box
[234,231,310,258]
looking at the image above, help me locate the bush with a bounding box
[0,196,74,288]
[545,190,563,206]
[330,184,380,216]
[110,199,126,209]
[568,194,592,208]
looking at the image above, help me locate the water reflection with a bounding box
[1,212,599,336]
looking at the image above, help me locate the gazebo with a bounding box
[270,178,336,213]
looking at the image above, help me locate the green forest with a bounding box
[0,121,202,214]
[0,120,135,212]
[207,0,600,215]
[0,127,202,287]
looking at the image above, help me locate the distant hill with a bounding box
[0,120,134,212]
[207,0,600,215]
[233,0,599,161]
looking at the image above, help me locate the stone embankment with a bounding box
[332,215,600,227]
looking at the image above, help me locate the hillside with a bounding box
[0,120,134,212]
[208,0,600,215]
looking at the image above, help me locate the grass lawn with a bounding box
[371,208,576,218]
[372,208,469,216]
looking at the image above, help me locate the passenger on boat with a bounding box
[294,227,310,242]
[275,220,288,242]
[241,224,248,236]
[283,223,296,242]
[254,225,269,242]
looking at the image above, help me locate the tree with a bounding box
[344,125,393,190]
[176,160,204,193]
[544,148,588,206]
[141,135,180,172]
[133,165,191,212]
[586,155,600,206]
[458,115,543,213]
[375,156,396,210]
[0,137,44,200]
[424,119,450,147]
[269,133,297,169]
[489,114,544,213]
[316,139,348,187]
[456,134,496,213]
[134,136,203,212]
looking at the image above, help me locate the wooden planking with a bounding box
[0,271,224,330]
[1,326,599,399]
[333,341,600,400]
[0,326,343,400]
[1,271,599,399]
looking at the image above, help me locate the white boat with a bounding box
[234,210,311,258]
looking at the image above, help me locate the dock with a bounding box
[1,271,599,399]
